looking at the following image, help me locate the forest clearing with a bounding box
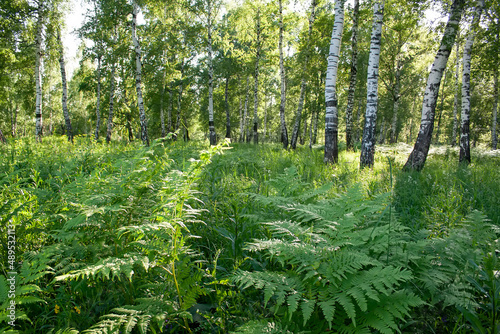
[1,0,500,332]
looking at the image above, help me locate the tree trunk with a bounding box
[106,65,116,144]
[160,65,167,138]
[403,0,464,171]
[253,9,261,145]
[225,76,231,138]
[35,1,44,142]
[492,67,498,150]
[207,1,216,145]
[241,76,250,142]
[58,31,73,143]
[11,104,17,137]
[360,0,385,168]
[460,0,484,164]
[451,39,460,147]
[346,0,359,150]
[278,0,288,149]
[95,55,102,140]
[390,57,402,144]
[434,69,448,145]
[0,129,6,144]
[324,0,346,163]
[263,94,268,142]
[291,0,317,149]
[300,113,308,146]
[309,110,314,149]
[177,78,185,140]
[132,1,149,146]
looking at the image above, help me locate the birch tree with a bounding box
[278,0,288,149]
[35,0,45,142]
[324,0,346,163]
[493,67,498,149]
[132,1,149,146]
[291,0,317,149]
[105,64,116,143]
[57,31,73,143]
[403,0,464,171]
[459,0,484,163]
[253,8,261,144]
[345,0,359,150]
[451,39,460,147]
[359,0,384,168]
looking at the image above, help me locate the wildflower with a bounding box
[74,306,81,314]
[55,304,60,314]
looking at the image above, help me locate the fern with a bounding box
[233,175,424,332]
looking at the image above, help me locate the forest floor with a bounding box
[0,136,499,333]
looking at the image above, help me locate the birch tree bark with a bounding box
[58,31,73,143]
[106,65,116,144]
[291,0,317,149]
[324,0,346,163]
[240,76,250,142]
[95,55,102,140]
[207,0,217,145]
[132,1,149,146]
[253,8,261,144]
[460,0,484,164]
[403,0,464,171]
[493,67,498,149]
[278,0,289,149]
[345,0,359,150]
[160,62,167,138]
[451,39,460,146]
[35,0,44,142]
[225,76,231,138]
[360,0,384,168]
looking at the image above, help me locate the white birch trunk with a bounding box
[451,40,460,147]
[345,0,359,150]
[35,1,44,142]
[106,65,116,143]
[459,0,484,163]
[360,0,384,168]
[291,0,317,149]
[493,68,498,150]
[324,0,346,163]
[95,55,102,140]
[132,1,149,146]
[403,0,464,171]
[160,65,167,138]
[278,0,288,148]
[58,31,73,143]
[225,76,231,139]
[207,0,216,145]
[253,9,261,145]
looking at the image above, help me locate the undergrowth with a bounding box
[0,138,498,333]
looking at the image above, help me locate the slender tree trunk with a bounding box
[460,0,484,164]
[207,1,216,145]
[160,65,167,137]
[263,94,267,142]
[35,1,44,142]
[238,93,243,142]
[58,31,73,143]
[435,69,448,144]
[354,102,362,143]
[378,119,386,144]
[11,103,18,137]
[252,9,261,144]
[346,0,359,150]
[132,1,149,146]
[177,79,185,140]
[291,0,317,149]
[309,110,314,149]
[106,65,116,144]
[0,128,6,143]
[403,0,464,171]
[278,0,288,148]
[300,113,308,145]
[123,87,134,142]
[390,57,402,144]
[225,76,231,138]
[492,68,498,150]
[241,76,250,142]
[451,39,460,146]
[324,0,346,163]
[360,0,385,168]
[95,55,102,140]
[313,77,321,145]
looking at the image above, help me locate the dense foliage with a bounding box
[0,138,499,333]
